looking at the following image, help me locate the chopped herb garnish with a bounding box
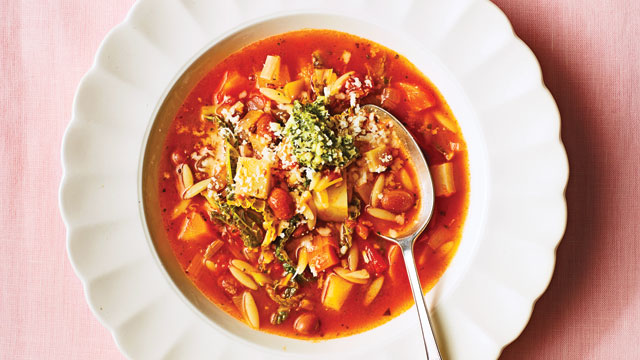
[283,97,358,171]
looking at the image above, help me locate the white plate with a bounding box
[60,1,568,359]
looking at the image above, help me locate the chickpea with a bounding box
[293,312,320,335]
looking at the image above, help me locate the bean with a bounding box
[381,190,414,213]
[293,312,320,335]
[268,188,295,220]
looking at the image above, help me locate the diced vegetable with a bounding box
[397,82,436,111]
[312,173,343,192]
[430,162,456,197]
[238,110,264,134]
[321,273,353,311]
[427,225,454,250]
[315,181,348,222]
[214,71,247,103]
[313,189,329,209]
[309,236,339,273]
[329,71,354,95]
[364,145,393,173]
[312,69,337,93]
[432,109,458,133]
[203,240,224,260]
[234,157,273,199]
[200,105,217,122]
[178,212,210,241]
[185,252,205,277]
[283,79,305,100]
[361,242,388,276]
[380,87,402,110]
[355,181,373,206]
[260,55,281,81]
[171,199,191,220]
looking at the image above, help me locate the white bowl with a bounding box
[62,2,568,359]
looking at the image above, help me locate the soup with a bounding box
[156,29,469,339]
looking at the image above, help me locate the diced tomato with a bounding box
[360,241,388,276]
[355,223,370,239]
[207,253,230,275]
[270,261,284,277]
[217,275,239,297]
[292,223,310,238]
[309,236,339,273]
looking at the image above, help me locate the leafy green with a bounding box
[209,198,263,248]
[266,280,304,325]
[348,196,362,219]
[204,114,237,145]
[340,196,362,252]
[283,286,298,299]
[283,97,358,171]
[224,140,239,201]
[270,309,290,325]
[273,215,309,282]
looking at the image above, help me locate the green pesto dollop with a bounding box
[283,97,358,171]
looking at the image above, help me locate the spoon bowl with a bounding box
[361,104,442,360]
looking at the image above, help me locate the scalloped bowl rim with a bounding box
[60,2,568,359]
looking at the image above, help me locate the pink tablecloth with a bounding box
[1,1,638,359]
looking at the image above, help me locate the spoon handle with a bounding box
[400,242,443,360]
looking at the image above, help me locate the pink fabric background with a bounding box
[1,0,638,358]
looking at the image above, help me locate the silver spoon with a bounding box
[362,105,442,360]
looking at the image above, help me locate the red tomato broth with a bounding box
[157,29,469,339]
